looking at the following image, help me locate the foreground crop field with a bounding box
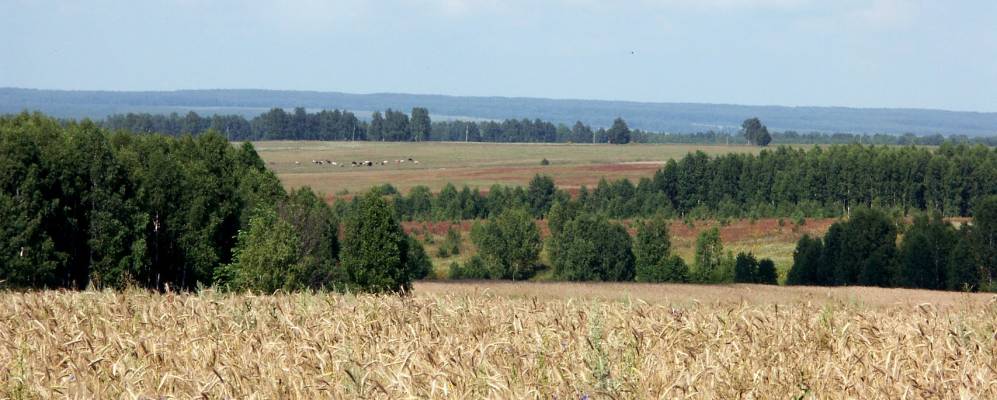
[255,141,769,196]
[3,284,995,398]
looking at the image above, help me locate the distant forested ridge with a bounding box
[3,87,997,136]
[99,108,997,146]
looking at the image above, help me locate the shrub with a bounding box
[734,252,758,283]
[407,236,433,280]
[947,229,982,291]
[527,174,557,218]
[692,227,725,283]
[448,256,490,280]
[756,258,778,284]
[548,212,634,281]
[341,191,415,293]
[899,213,956,290]
[471,208,542,280]
[215,207,300,293]
[216,187,340,293]
[835,208,898,287]
[442,226,462,256]
[634,214,678,282]
[787,235,823,285]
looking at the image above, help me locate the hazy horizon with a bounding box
[5,86,997,114]
[2,1,995,112]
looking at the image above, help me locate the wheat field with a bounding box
[2,284,996,399]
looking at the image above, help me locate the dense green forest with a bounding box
[3,113,995,292]
[786,206,996,291]
[347,143,997,223]
[99,108,997,146]
[0,113,427,292]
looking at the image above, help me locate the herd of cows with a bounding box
[294,158,421,167]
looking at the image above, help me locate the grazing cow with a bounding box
[413,160,420,164]
[295,161,300,165]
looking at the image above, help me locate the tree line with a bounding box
[787,204,996,291]
[99,109,997,146]
[0,113,425,293]
[430,191,992,292]
[102,108,635,144]
[334,144,996,225]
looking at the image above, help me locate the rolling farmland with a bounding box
[255,141,770,196]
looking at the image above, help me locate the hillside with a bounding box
[2,87,996,135]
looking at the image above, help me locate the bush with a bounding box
[216,187,340,293]
[756,258,777,284]
[835,208,898,287]
[372,183,398,195]
[442,226,462,256]
[448,256,490,280]
[733,252,758,283]
[946,230,982,291]
[786,235,823,285]
[692,227,725,283]
[634,214,681,282]
[278,187,341,288]
[436,246,450,258]
[548,212,634,281]
[527,174,557,218]
[341,191,416,293]
[215,207,301,293]
[407,236,433,279]
[899,213,956,290]
[471,208,542,280]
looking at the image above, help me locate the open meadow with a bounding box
[255,141,769,196]
[3,284,995,398]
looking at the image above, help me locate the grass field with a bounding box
[4,285,994,398]
[255,141,768,196]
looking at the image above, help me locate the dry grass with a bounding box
[3,285,996,398]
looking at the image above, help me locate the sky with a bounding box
[1,0,995,112]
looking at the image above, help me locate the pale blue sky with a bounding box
[1,0,995,111]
